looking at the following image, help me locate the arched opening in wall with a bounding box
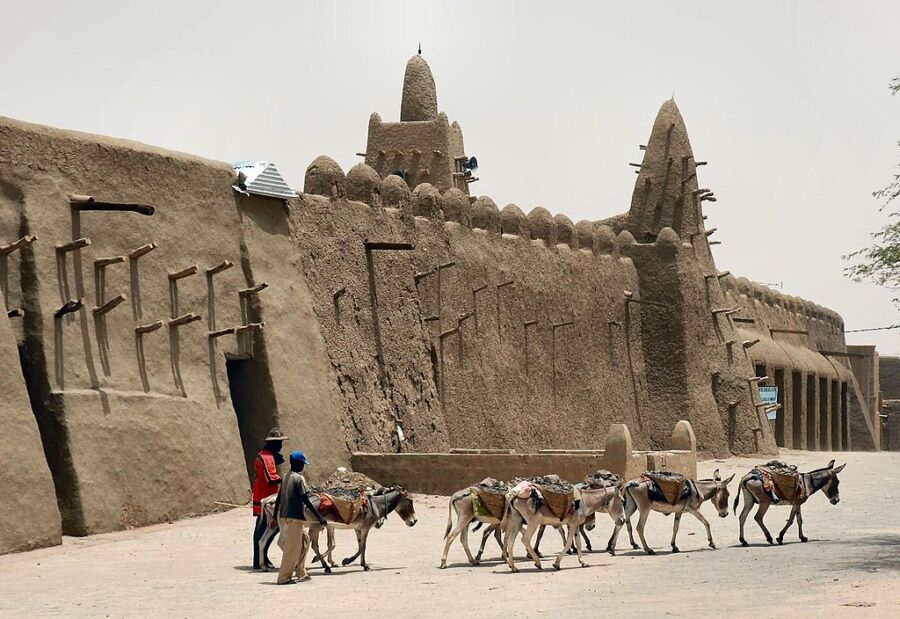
[841,382,849,449]
[831,380,840,450]
[755,364,767,380]
[774,369,785,448]
[226,356,277,483]
[792,371,802,449]
[818,377,829,450]
[806,374,816,450]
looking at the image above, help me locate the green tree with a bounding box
[844,77,900,303]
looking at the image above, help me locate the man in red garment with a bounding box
[252,427,288,570]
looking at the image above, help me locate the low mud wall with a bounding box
[351,423,697,494]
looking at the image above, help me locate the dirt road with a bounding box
[1,451,898,618]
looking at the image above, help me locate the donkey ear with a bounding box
[832,463,846,474]
[827,459,835,469]
[713,469,721,481]
[724,473,735,485]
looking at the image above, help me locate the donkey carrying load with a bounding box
[612,469,734,555]
[533,469,625,556]
[734,459,845,546]
[260,486,416,573]
[503,476,626,572]
[441,478,509,568]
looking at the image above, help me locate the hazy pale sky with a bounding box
[3,1,899,352]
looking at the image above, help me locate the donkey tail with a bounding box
[444,496,456,539]
[732,478,744,515]
[623,481,638,515]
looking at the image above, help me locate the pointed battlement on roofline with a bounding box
[298,154,707,260]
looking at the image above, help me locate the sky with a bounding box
[2,1,899,352]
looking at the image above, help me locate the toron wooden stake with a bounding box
[332,287,347,323]
[0,235,37,255]
[205,261,233,331]
[127,243,158,320]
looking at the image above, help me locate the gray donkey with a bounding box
[612,469,734,554]
[734,459,845,546]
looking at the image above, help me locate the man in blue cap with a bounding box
[273,450,326,584]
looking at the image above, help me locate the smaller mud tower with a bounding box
[365,53,470,193]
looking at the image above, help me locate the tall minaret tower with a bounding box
[364,52,470,193]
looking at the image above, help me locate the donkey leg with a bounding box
[581,524,593,553]
[553,524,576,570]
[358,527,372,571]
[326,527,338,567]
[309,525,332,574]
[636,508,655,555]
[342,530,363,566]
[776,505,797,545]
[738,491,755,546]
[606,523,621,555]
[441,516,467,569]
[504,509,524,572]
[689,508,716,549]
[459,517,478,565]
[574,525,588,567]
[519,525,543,569]
[533,524,546,558]
[754,501,774,545]
[670,513,682,553]
[474,524,493,562]
[796,506,808,542]
[493,525,505,560]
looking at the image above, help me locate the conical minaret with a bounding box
[401,54,438,121]
[628,100,706,242]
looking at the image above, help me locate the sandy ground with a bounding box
[1,450,898,618]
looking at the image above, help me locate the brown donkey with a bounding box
[734,460,846,546]
[613,469,734,554]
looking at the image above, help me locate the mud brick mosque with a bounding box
[0,53,879,553]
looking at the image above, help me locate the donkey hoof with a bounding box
[671,546,680,553]
[535,562,543,570]
[740,539,748,547]
[553,563,561,571]
[709,543,716,550]
[439,562,447,569]
[631,543,640,550]
[475,553,483,561]
[323,566,332,574]
[341,559,352,567]
[800,536,809,543]
[362,565,371,572]
[646,549,656,556]
[766,537,774,545]
[471,559,481,566]
[510,566,519,573]
[776,537,784,545]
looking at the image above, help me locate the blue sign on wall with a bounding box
[759,386,779,420]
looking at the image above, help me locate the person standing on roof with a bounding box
[273,450,326,584]
[251,428,288,570]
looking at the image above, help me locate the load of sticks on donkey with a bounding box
[251,427,845,582]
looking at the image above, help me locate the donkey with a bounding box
[533,484,626,556]
[307,487,417,572]
[503,485,627,572]
[613,469,734,555]
[734,459,845,546]
[440,487,506,568]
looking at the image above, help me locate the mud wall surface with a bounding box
[0,117,247,535]
[0,308,61,553]
[232,194,349,480]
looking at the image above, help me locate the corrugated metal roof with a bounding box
[232,160,297,199]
